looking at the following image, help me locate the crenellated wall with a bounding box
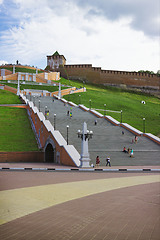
[57,64,159,90]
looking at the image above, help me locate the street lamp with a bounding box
[104,104,106,116]
[143,118,145,133]
[121,110,123,123]
[45,106,47,119]
[54,114,56,130]
[77,129,93,141]
[33,96,35,105]
[79,95,81,105]
[38,100,41,111]
[67,125,69,145]
[83,81,85,91]
[77,122,93,167]
[89,99,92,110]
[68,92,70,102]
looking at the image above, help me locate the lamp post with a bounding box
[104,104,106,116]
[45,106,47,119]
[17,78,20,96]
[89,99,92,110]
[33,96,35,106]
[121,110,123,123]
[77,122,93,167]
[38,100,41,111]
[79,95,81,105]
[67,125,69,145]
[143,118,145,133]
[83,81,85,91]
[54,114,56,130]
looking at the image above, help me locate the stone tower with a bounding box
[47,51,66,70]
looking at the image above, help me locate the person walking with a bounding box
[130,149,134,158]
[96,156,100,167]
[106,156,111,167]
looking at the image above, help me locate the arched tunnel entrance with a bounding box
[45,143,55,162]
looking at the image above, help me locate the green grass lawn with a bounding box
[0,66,43,73]
[60,79,160,136]
[3,82,67,92]
[0,90,39,151]
[0,89,22,104]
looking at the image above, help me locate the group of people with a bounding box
[95,155,111,167]
[123,147,134,157]
[67,107,72,118]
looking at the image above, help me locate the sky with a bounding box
[0,0,159,72]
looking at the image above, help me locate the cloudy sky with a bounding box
[0,0,159,72]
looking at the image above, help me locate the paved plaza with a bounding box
[0,167,160,240]
[1,95,159,239]
[31,95,160,166]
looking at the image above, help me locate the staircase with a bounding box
[31,96,160,166]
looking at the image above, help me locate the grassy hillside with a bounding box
[0,66,43,73]
[1,78,160,137]
[0,90,39,151]
[59,78,160,136]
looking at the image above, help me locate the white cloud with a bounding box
[0,0,159,72]
[0,60,8,65]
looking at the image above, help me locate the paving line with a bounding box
[0,175,159,225]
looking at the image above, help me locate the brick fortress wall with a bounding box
[58,64,159,92]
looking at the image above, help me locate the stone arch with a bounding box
[44,138,55,163]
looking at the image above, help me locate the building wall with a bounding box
[0,69,12,76]
[38,72,60,81]
[47,55,66,69]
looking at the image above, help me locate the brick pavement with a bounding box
[0,170,160,240]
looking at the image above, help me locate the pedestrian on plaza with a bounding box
[106,156,111,167]
[70,112,72,118]
[95,120,97,125]
[135,136,138,144]
[130,149,134,158]
[67,110,69,116]
[96,156,100,167]
[123,147,127,153]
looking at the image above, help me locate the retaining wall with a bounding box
[22,95,81,167]
[0,152,44,162]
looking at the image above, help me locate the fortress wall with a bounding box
[61,65,159,89]
[99,70,159,87]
